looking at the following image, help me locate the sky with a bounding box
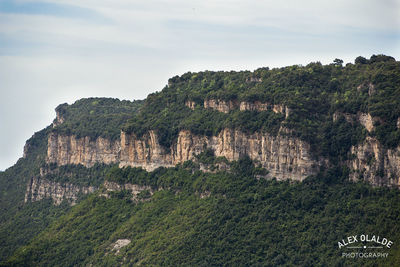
[0,0,399,171]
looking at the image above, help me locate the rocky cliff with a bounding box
[43,95,400,186]
[48,127,318,181]
[202,99,290,118]
[102,181,153,202]
[348,137,400,187]
[47,132,121,167]
[24,176,96,205]
[332,111,380,133]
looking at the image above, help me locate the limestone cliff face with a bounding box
[47,132,121,167]
[52,109,65,127]
[185,100,196,110]
[348,137,400,187]
[358,113,376,133]
[49,127,318,181]
[332,111,380,133]
[119,130,174,170]
[23,142,30,159]
[121,128,318,181]
[102,181,153,201]
[203,99,238,113]
[203,99,290,118]
[24,176,96,205]
[239,102,290,118]
[46,120,399,186]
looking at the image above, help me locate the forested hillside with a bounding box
[1,55,400,266]
[124,55,399,157]
[5,160,400,266]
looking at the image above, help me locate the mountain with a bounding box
[1,55,400,266]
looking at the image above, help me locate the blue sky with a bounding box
[0,0,399,170]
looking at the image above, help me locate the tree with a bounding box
[355,56,368,64]
[333,58,344,66]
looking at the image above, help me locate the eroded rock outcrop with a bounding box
[246,77,262,83]
[110,239,131,255]
[24,176,96,205]
[52,109,65,127]
[48,127,318,181]
[120,128,318,181]
[203,99,290,117]
[102,181,153,201]
[348,137,400,187]
[358,113,376,133]
[119,130,174,170]
[333,112,379,133]
[185,100,196,110]
[47,132,121,167]
[203,99,238,113]
[46,126,400,186]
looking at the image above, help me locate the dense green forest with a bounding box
[4,159,400,266]
[53,98,143,140]
[1,55,399,265]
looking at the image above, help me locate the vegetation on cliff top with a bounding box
[122,55,399,161]
[46,56,399,162]
[53,97,143,140]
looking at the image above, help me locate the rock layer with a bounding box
[332,112,380,133]
[203,99,290,117]
[24,176,96,205]
[102,181,153,201]
[203,99,238,113]
[47,132,121,167]
[348,137,400,187]
[49,128,318,181]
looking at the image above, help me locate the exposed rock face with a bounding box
[203,99,238,113]
[23,142,30,159]
[47,132,121,167]
[48,128,318,181]
[102,181,153,201]
[358,113,375,132]
[185,100,196,110]
[397,117,400,129]
[119,131,174,170]
[110,239,131,255]
[52,109,65,127]
[239,101,269,112]
[357,82,375,96]
[246,77,262,83]
[203,99,290,117]
[348,137,400,187]
[24,176,96,205]
[272,104,291,119]
[333,112,379,133]
[120,129,318,181]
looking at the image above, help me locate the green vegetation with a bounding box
[0,128,116,262]
[1,55,399,266]
[54,98,143,140]
[0,200,69,263]
[5,160,400,266]
[0,127,53,261]
[123,55,400,160]
[42,163,115,187]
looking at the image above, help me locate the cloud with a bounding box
[0,0,110,23]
